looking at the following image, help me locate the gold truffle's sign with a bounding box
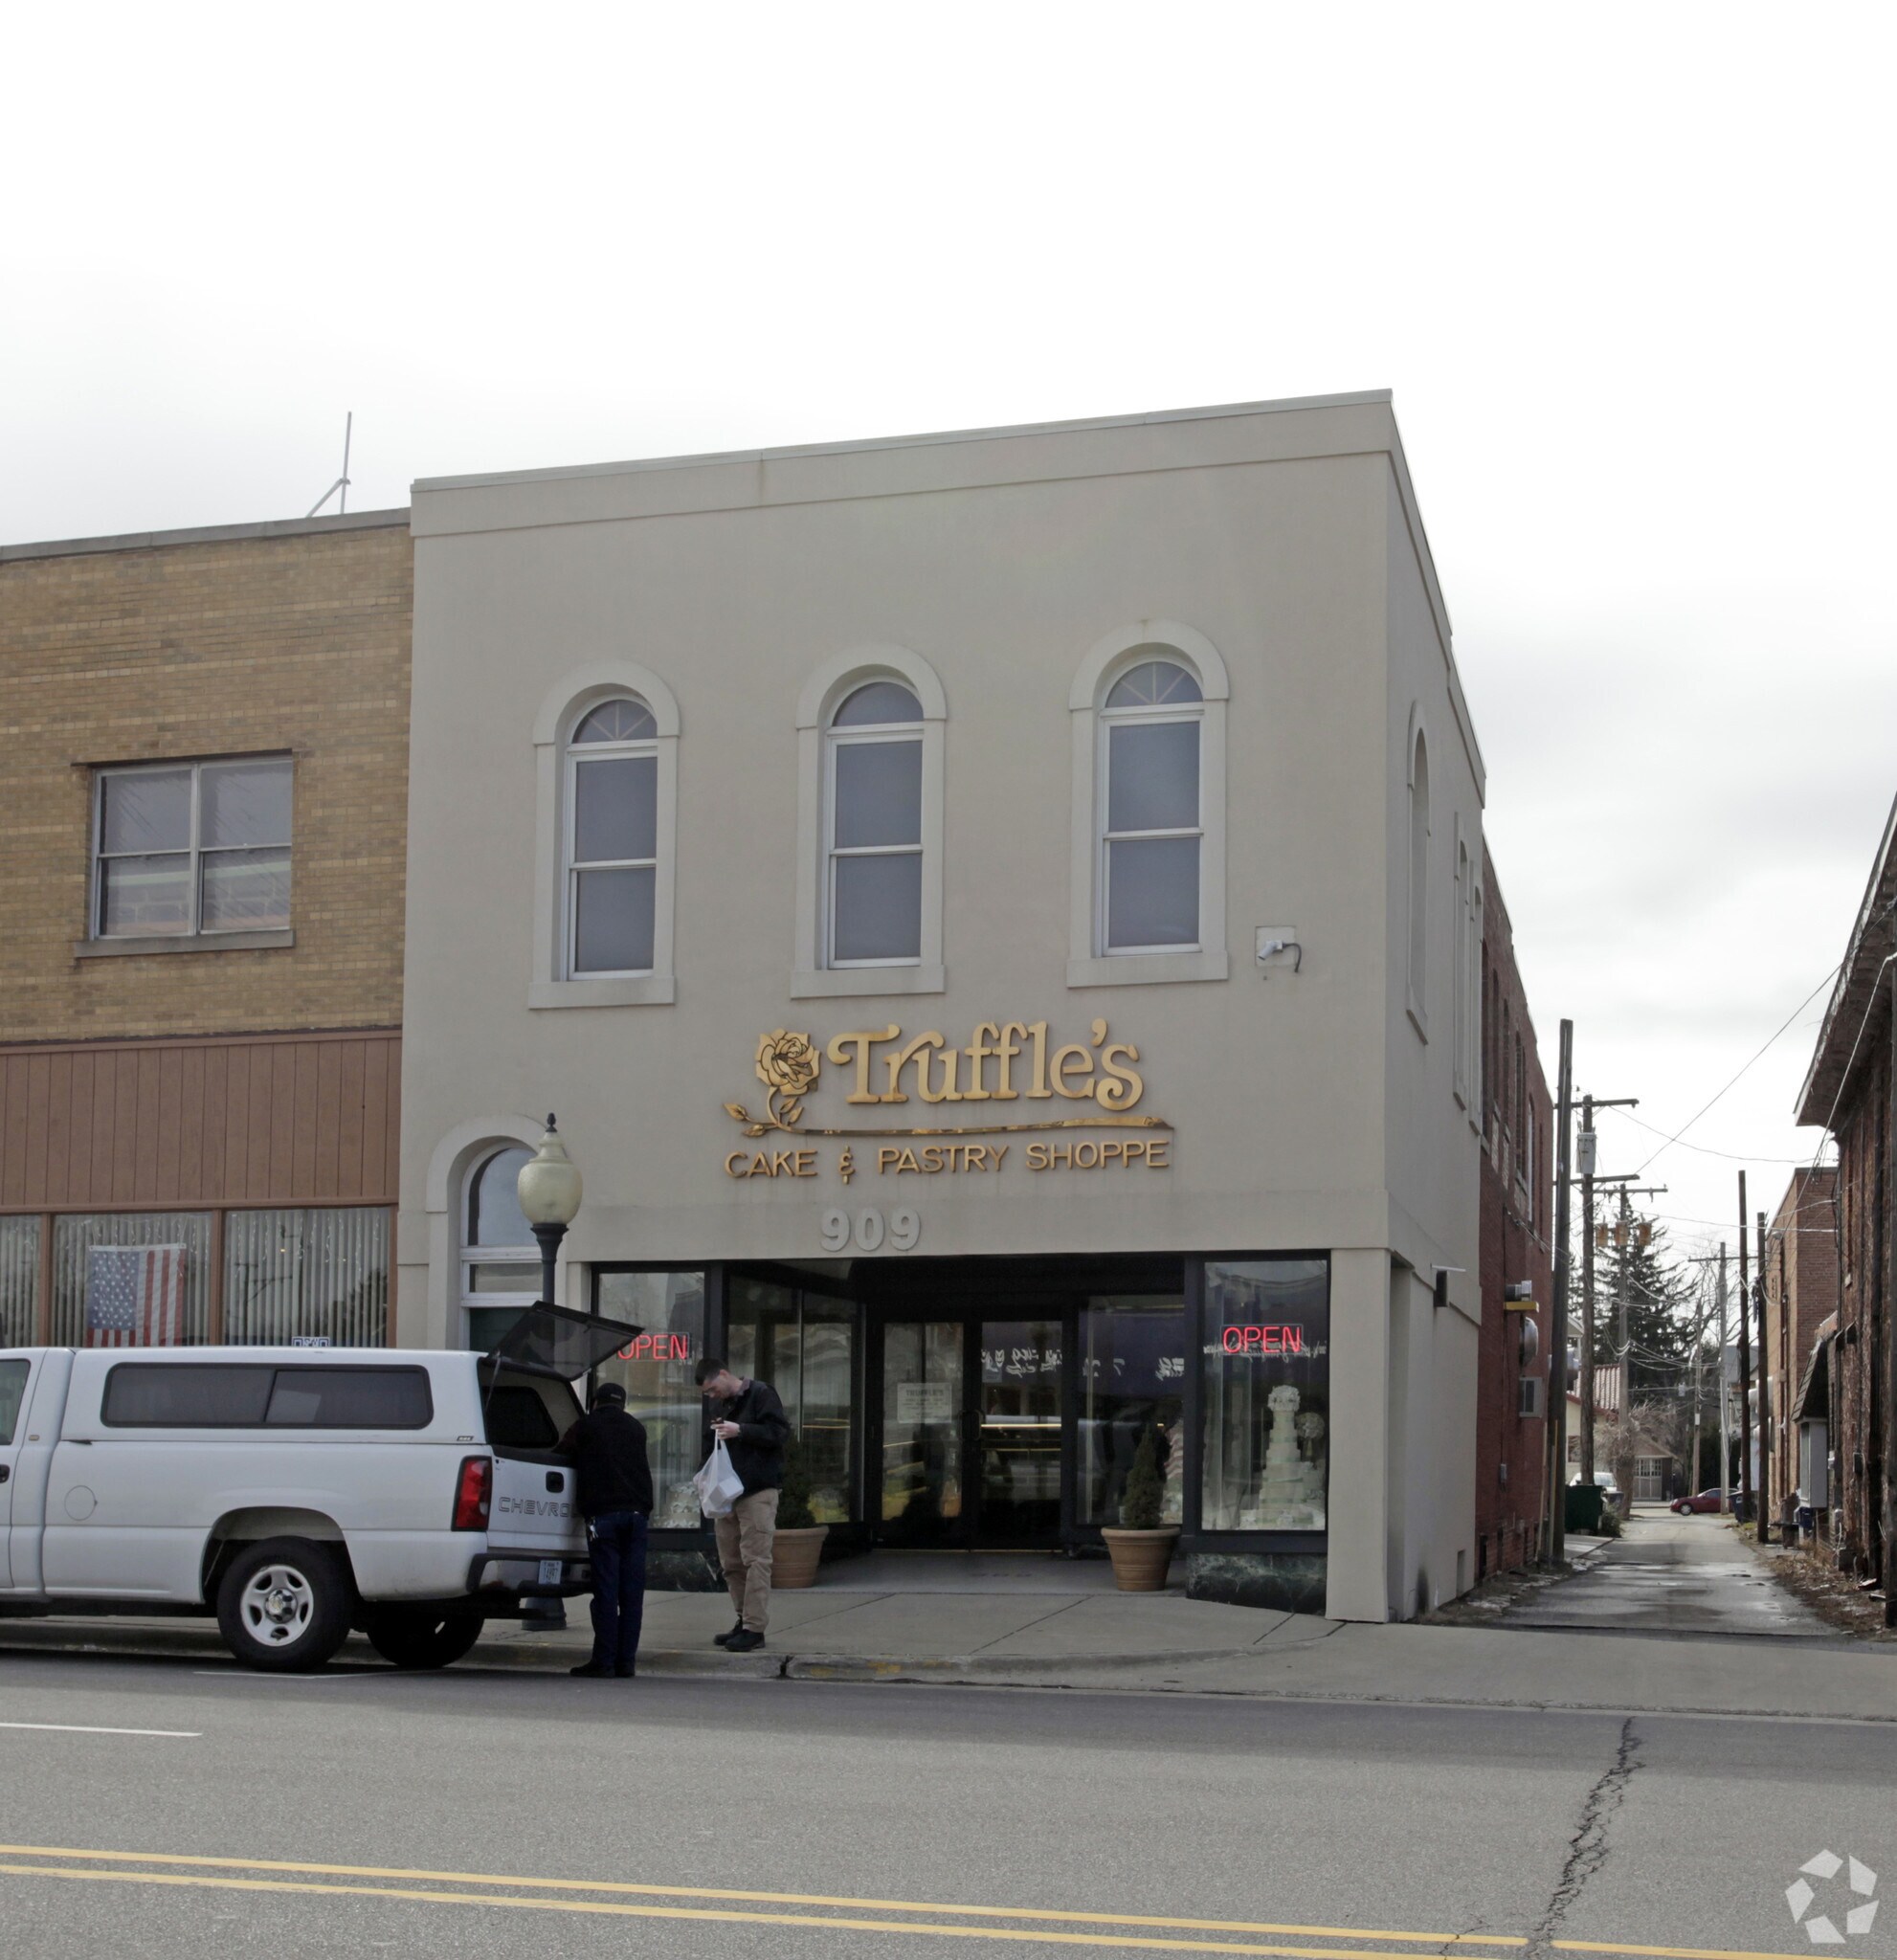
[723,1019,1173,1182]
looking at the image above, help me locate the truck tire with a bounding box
[216,1537,353,1672]
[362,1605,484,1671]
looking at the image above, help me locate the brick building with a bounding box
[0,511,412,1348]
[1796,792,1894,1615]
[1474,847,1552,1577]
[1761,1168,1840,1524]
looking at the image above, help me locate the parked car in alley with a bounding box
[0,1305,633,1672]
[1671,1487,1735,1514]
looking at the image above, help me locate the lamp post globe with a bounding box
[517,1114,583,1305]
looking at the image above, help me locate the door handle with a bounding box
[0,1464,10,1483]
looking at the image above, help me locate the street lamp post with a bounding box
[517,1114,584,1306]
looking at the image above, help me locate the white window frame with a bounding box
[564,702,659,981]
[1405,710,1430,1039]
[823,697,926,970]
[1067,622,1228,988]
[1452,823,1471,1107]
[529,662,680,1010]
[793,646,946,999]
[458,1144,542,1346]
[1095,670,1205,957]
[89,754,293,945]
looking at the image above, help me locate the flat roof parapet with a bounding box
[0,506,411,564]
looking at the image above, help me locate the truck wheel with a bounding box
[362,1605,484,1670]
[216,1538,352,1672]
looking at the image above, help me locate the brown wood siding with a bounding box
[0,1029,401,1210]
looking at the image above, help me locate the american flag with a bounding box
[84,1244,187,1348]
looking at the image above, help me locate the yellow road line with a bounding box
[0,1862,1534,1958]
[0,1843,1820,1960]
[0,1840,1508,1946]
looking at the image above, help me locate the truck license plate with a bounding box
[538,1559,562,1587]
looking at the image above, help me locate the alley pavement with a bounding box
[1503,1508,1830,1637]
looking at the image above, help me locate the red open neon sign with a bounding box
[616,1333,694,1362]
[1221,1325,1305,1355]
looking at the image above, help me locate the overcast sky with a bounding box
[6,4,1891,1259]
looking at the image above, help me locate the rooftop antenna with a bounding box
[304,412,353,518]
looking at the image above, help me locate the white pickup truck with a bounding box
[0,1305,638,1672]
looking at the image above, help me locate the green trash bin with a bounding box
[1565,1481,1606,1535]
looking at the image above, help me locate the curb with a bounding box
[0,1620,1270,1682]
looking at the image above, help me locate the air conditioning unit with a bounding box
[1518,1374,1546,1418]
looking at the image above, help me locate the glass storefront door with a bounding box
[877,1316,1063,1548]
[880,1320,966,1545]
[975,1319,1062,1544]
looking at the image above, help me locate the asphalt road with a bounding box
[0,1649,1891,1960]
[1507,1511,1830,1637]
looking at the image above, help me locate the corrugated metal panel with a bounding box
[0,1031,401,1210]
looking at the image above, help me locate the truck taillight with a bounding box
[452,1455,493,1531]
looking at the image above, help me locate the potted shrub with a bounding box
[771,1435,829,1589]
[1101,1426,1178,1592]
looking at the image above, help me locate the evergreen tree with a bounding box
[1583,1213,1695,1396]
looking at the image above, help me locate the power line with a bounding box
[1600,1106,1818,1166]
[1633,965,1842,1175]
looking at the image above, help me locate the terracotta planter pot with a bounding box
[771,1524,829,1590]
[1100,1526,1179,1592]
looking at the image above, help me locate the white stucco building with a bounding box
[395,392,1488,1618]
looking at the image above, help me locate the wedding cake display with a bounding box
[1236,1384,1327,1530]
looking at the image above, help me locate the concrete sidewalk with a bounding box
[5,1580,1894,1720]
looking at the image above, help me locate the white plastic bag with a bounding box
[694,1439,746,1518]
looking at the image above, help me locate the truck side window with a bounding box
[102,1365,274,1427]
[0,1359,27,1444]
[264,1368,432,1429]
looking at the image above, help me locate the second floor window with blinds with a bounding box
[92,756,292,940]
[566,697,658,975]
[825,680,924,966]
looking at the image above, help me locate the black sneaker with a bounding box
[726,1629,766,1654]
[614,1666,636,1679]
[712,1620,745,1648]
[569,1661,615,1678]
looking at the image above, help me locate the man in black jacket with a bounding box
[695,1357,791,1653]
[556,1381,653,1679]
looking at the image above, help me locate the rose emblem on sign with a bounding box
[725,1031,820,1136]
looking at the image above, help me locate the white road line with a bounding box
[0,1723,200,1738]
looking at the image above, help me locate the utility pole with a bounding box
[1574,1094,1638,1487]
[1737,1171,1753,1530]
[1755,1205,1772,1545]
[1547,1021,1574,1564]
[1717,1243,1730,1513]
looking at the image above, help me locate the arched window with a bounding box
[1067,623,1228,987]
[1099,658,1204,952]
[531,662,680,1010]
[566,696,658,976]
[825,680,925,968]
[793,646,946,998]
[460,1145,539,1349]
[1407,725,1430,1032]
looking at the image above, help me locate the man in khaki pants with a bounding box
[696,1359,792,1654]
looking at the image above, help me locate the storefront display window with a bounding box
[1200,1258,1329,1532]
[727,1277,859,1523]
[1080,1295,1185,1526]
[51,1213,213,1347]
[0,1216,39,1347]
[224,1208,390,1346]
[593,1268,706,1529]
